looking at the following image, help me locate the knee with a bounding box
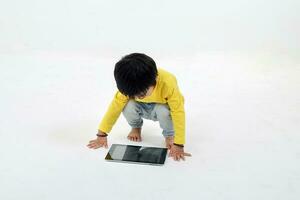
[123,100,140,116]
[155,104,171,120]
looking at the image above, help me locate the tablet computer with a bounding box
[105,144,168,165]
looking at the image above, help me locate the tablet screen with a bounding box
[105,144,168,165]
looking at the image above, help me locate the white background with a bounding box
[0,0,300,200]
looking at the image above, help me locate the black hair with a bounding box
[114,53,158,98]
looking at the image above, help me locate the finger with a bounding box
[88,142,94,145]
[166,143,170,149]
[89,144,98,149]
[173,154,177,161]
[178,154,182,161]
[180,154,185,161]
[184,152,192,157]
[90,143,99,149]
[88,141,96,145]
[91,140,99,145]
[87,144,95,148]
[99,142,105,147]
[93,142,102,148]
[87,143,96,148]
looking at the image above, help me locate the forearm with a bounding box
[98,91,129,133]
[171,111,186,145]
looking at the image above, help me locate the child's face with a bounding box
[136,85,155,99]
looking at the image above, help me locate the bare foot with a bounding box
[165,136,174,149]
[127,128,142,142]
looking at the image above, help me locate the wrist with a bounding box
[96,130,108,137]
[173,143,184,148]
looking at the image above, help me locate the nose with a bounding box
[137,95,145,99]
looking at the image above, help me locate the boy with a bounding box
[87,53,191,161]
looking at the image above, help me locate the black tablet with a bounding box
[105,144,168,165]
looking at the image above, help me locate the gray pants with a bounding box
[122,100,174,137]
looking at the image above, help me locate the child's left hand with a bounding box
[169,145,192,161]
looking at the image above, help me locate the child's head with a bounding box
[114,53,158,98]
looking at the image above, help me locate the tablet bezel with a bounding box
[105,144,168,166]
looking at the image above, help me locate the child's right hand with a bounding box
[87,131,108,149]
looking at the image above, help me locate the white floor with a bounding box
[0,51,299,200]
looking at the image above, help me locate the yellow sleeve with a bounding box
[166,85,186,145]
[98,91,129,134]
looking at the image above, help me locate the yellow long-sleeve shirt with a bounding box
[98,68,186,144]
